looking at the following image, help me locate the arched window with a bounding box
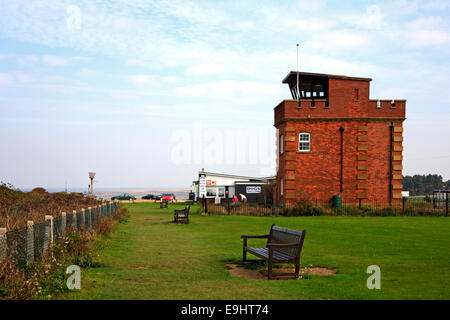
[298,133,310,152]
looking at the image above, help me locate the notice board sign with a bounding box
[199,175,206,197]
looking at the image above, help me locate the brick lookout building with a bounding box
[275,71,406,205]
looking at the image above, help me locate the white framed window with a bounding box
[206,187,217,197]
[280,178,284,196]
[298,132,311,152]
[279,134,284,154]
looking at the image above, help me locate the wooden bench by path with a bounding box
[241,224,306,280]
[174,205,190,224]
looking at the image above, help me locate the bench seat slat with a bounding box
[246,247,295,261]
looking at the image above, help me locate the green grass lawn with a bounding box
[61,202,450,300]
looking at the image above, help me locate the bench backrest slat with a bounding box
[267,224,305,258]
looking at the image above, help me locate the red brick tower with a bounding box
[274,71,406,205]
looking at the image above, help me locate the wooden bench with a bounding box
[174,205,190,224]
[241,224,306,280]
[160,201,168,208]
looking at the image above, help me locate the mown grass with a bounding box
[61,202,450,300]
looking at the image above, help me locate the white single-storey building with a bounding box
[192,169,275,203]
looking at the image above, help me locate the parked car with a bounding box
[111,193,136,200]
[154,194,162,200]
[161,193,176,202]
[142,194,156,200]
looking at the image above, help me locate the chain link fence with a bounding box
[0,201,119,268]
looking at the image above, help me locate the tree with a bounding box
[402,174,444,195]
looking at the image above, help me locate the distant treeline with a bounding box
[402,174,449,196]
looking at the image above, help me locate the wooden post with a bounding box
[87,207,91,229]
[72,210,77,230]
[0,228,7,261]
[26,221,34,263]
[44,215,53,254]
[80,209,85,229]
[446,194,448,217]
[61,212,66,237]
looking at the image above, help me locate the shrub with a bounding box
[0,204,127,299]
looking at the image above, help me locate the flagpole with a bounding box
[297,43,300,108]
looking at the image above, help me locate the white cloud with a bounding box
[125,74,156,87]
[72,56,92,63]
[407,30,450,47]
[42,55,70,66]
[185,62,227,76]
[0,72,33,85]
[75,68,102,77]
[13,71,33,83]
[423,0,450,10]
[41,75,65,82]
[17,55,38,66]
[0,73,14,86]
[174,80,283,104]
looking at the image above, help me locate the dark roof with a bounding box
[282,71,372,84]
[198,171,275,181]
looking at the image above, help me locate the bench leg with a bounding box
[268,248,273,280]
[268,260,273,280]
[242,239,247,262]
[295,261,300,278]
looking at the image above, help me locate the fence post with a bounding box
[402,197,406,213]
[61,212,66,237]
[44,215,53,254]
[87,207,91,229]
[26,221,34,264]
[93,206,96,223]
[72,210,77,230]
[0,228,7,261]
[80,209,85,229]
[446,195,448,217]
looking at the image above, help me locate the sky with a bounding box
[0,0,449,189]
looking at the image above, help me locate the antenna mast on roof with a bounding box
[296,43,300,108]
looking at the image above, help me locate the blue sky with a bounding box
[1,0,449,189]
